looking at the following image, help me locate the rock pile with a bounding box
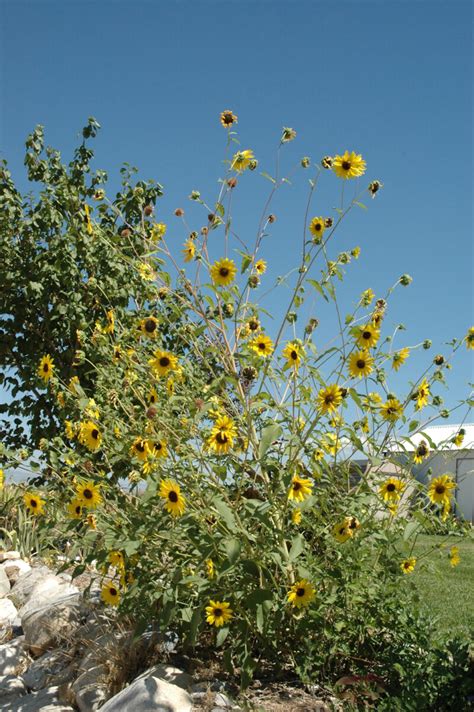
[0,550,244,711]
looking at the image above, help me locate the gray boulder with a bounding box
[99,674,193,712]
[0,685,74,711]
[22,596,82,656]
[9,567,52,607]
[0,568,10,597]
[0,674,27,701]
[0,597,18,630]
[18,577,80,619]
[72,663,109,712]
[0,636,28,676]
[22,649,70,691]
[2,560,32,585]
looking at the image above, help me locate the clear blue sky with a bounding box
[1,0,472,415]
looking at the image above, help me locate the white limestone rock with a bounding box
[0,568,10,597]
[0,551,21,563]
[99,674,193,712]
[0,685,74,711]
[2,560,32,586]
[22,649,70,691]
[0,597,18,630]
[0,673,27,701]
[72,663,109,712]
[0,636,29,676]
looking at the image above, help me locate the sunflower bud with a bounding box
[143,204,153,216]
[287,312,297,323]
[223,303,234,318]
[301,156,310,168]
[242,366,258,382]
[368,180,383,198]
[189,190,201,200]
[423,340,432,350]
[201,226,209,236]
[434,354,445,366]
[432,395,443,407]
[174,208,184,217]
[120,228,131,238]
[281,127,297,143]
[268,214,276,223]
[248,159,258,171]
[146,406,157,419]
[227,177,238,188]
[440,409,450,419]
[321,156,333,169]
[399,274,412,286]
[305,318,319,334]
[324,217,333,228]
[248,275,260,289]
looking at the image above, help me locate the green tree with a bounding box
[0,118,164,448]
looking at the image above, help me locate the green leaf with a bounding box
[260,172,276,184]
[216,626,230,647]
[212,497,237,532]
[224,537,241,564]
[258,423,282,459]
[354,201,368,210]
[246,588,273,609]
[289,534,305,562]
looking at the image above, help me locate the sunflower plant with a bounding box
[2,115,473,702]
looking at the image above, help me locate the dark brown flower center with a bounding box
[109,587,117,596]
[417,444,427,456]
[91,429,99,440]
[214,607,223,616]
[216,432,228,444]
[43,364,49,372]
[435,485,446,495]
[258,342,266,350]
[168,491,178,503]
[291,350,298,360]
[31,499,38,507]
[159,357,170,367]
[222,113,233,125]
[136,442,145,453]
[296,588,305,597]
[324,394,334,405]
[387,483,396,492]
[362,331,371,340]
[219,267,229,277]
[145,319,157,333]
[293,481,301,491]
[75,505,81,514]
[357,359,366,369]
[155,442,162,450]
[83,489,93,499]
[342,161,351,170]
[314,223,321,231]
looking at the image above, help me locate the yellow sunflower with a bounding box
[78,421,102,451]
[149,350,178,378]
[414,378,430,410]
[317,384,343,414]
[182,239,196,263]
[254,259,267,274]
[210,258,237,287]
[140,316,159,338]
[151,223,167,242]
[309,217,326,243]
[282,341,304,369]
[288,474,313,502]
[465,327,474,350]
[220,109,237,128]
[356,324,380,350]
[205,600,233,627]
[207,415,237,454]
[332,151,366,180]
[452,429,465,447]
[413,440,430,464]
[379,477,405,502]
[159,479,186,517]
[101,582,121,606]
[108,551,125,570]
[400,558,416,575]
[427,474,456,507]
[149,439,168,459]
[348,350,374,379]
[24,493,45,516]
[38,354,54,383]
[380,398,403,423]
[67,498,85,519]
[287,579,315,609]
[392,347,409,372]
[292,508,302,525]
[130,437,149,462]
[231,149,254,172]
[76,480,102,509]
[147,387,158,405]
[206,559,215,579]
[332,519,352,543]
[249,333,274,358]
[449,546,460,567]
